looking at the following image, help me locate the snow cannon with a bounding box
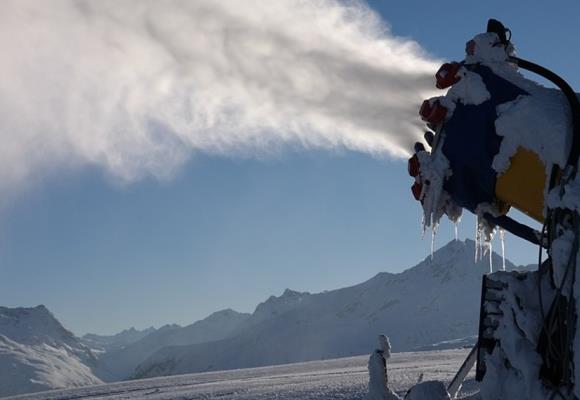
[409,19,580,248]
[403,18,580,400]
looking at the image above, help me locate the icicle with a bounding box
[474,219,482,263]
[474,217,480,262]
[430,226,436,260]
[488,241,493,273]
[499,228,506,271]
[454,222,458,241]
[474,214,498,272]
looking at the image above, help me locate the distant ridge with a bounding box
[98,308,251,379]
[134,239,530,379]
[82,326,157,353]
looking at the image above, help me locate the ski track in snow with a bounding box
[4,349,477,400]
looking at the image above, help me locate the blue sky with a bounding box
[1,1,579,335]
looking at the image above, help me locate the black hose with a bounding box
[483,213,545,248]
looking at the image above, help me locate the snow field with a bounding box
[3,348,477,400]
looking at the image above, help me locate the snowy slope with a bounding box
[82,327,156,354]
[100,309,250,380]
[134,239,525,379]
[0,305,103,397]
[3,348,477,400]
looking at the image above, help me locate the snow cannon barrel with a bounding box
[435,62,462,89]
[421,62,549,223]
[409,20,579,245]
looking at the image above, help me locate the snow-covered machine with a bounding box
[407,19,580,399]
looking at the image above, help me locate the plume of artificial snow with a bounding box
[0,0,439,196]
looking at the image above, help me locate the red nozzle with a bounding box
[411,182,423,201]
[436,62,462,89]
[408,154,420,177]
[419,99,447,124]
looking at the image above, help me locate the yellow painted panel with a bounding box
[495,148,547,223]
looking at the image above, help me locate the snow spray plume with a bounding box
[0,0,439,193]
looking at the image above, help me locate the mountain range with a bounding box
[1,239,531,397]
[133,239,524,378]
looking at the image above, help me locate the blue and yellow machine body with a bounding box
[440,64,548,224]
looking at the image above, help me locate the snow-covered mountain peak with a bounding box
[282,288,302,296]
[0,305,104,397]
[253,289,311,321]
[0,304,50,321]
[405,238,517,278]
[157,324,181,332]
[428,238,475,262]
[204,308,244,321]
[0,304,78,347]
